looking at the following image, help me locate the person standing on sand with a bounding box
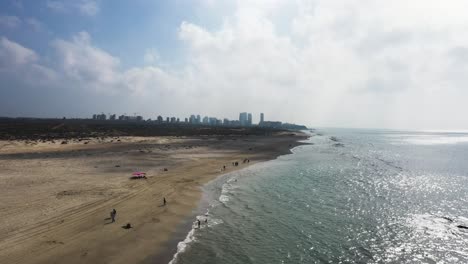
[197,219,201,228]
[110,209,116,222]
[163,197,167,206]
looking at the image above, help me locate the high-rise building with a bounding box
[157,115,163,123]
[196,115,201,124]
[247,113,252,126]
[203,116,209,124]
[260,113,264,124]
[239,112,248,126]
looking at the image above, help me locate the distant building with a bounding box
[93,113,106,120]
[247,113,252,126]
[260,113,264,124]
[166,117,170,123]
[190,115,196,124]
[109,114,116,120]
[196,115,201,124]
[202,116,209,124]
[136,116,143,121]
[170,117,176,123]
[230,120,241,126]
[208,117,219,126]
[157,115,163,123]
[239,112,248,126]
[184,117,188,123]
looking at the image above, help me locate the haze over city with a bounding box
[1,0,468,130]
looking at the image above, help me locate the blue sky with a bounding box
[1,0,468,130]
[1,1,208,68]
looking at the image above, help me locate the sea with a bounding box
[168,128,468,264]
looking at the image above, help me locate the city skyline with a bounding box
[89,111,292,128]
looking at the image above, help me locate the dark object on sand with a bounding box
[163,197,166,206]
[115,165,120,167]
[110,209,116,222]
[61,141,68,144]
[163,168,168,171]
[441,216,454,222]
[122,223,132,229]
[457,225,468,229]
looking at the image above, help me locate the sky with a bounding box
[1,0,468,130]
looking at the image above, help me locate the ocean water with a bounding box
[169,129,468,264]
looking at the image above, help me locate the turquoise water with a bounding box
[170,129,468,263]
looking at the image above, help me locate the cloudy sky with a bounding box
[1,0,468,130]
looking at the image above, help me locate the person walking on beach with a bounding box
[163,197,167,206]
[110,209,116,223]
[197,219,201,228]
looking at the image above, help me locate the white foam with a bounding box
[168,211,224,264]
[168,227,196,264]
[219,177,238,204]
[219,194,230,203]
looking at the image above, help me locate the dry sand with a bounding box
[0,133,307,264]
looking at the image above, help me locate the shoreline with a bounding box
[152,137,311,264]
[0,132,309,264]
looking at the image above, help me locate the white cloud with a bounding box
[143,49,159,64]
[0,15,21,29]
[46,0,100,16]
[0,37,38,66]
[52,32,121,90]
[0,37,57,85]
[168,0,468,129]
[51,32,178,97]
[78,0,99,16]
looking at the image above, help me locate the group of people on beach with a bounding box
[108,197,168,225]
[223,158,251,171]
[196,217,208,229]
[231,158,250,167]
[109,156,251,226]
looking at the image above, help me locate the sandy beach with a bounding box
[0,132,307,264]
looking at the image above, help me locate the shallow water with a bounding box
[170,129,468,264]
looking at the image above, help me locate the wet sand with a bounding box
[0,132,307,264]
